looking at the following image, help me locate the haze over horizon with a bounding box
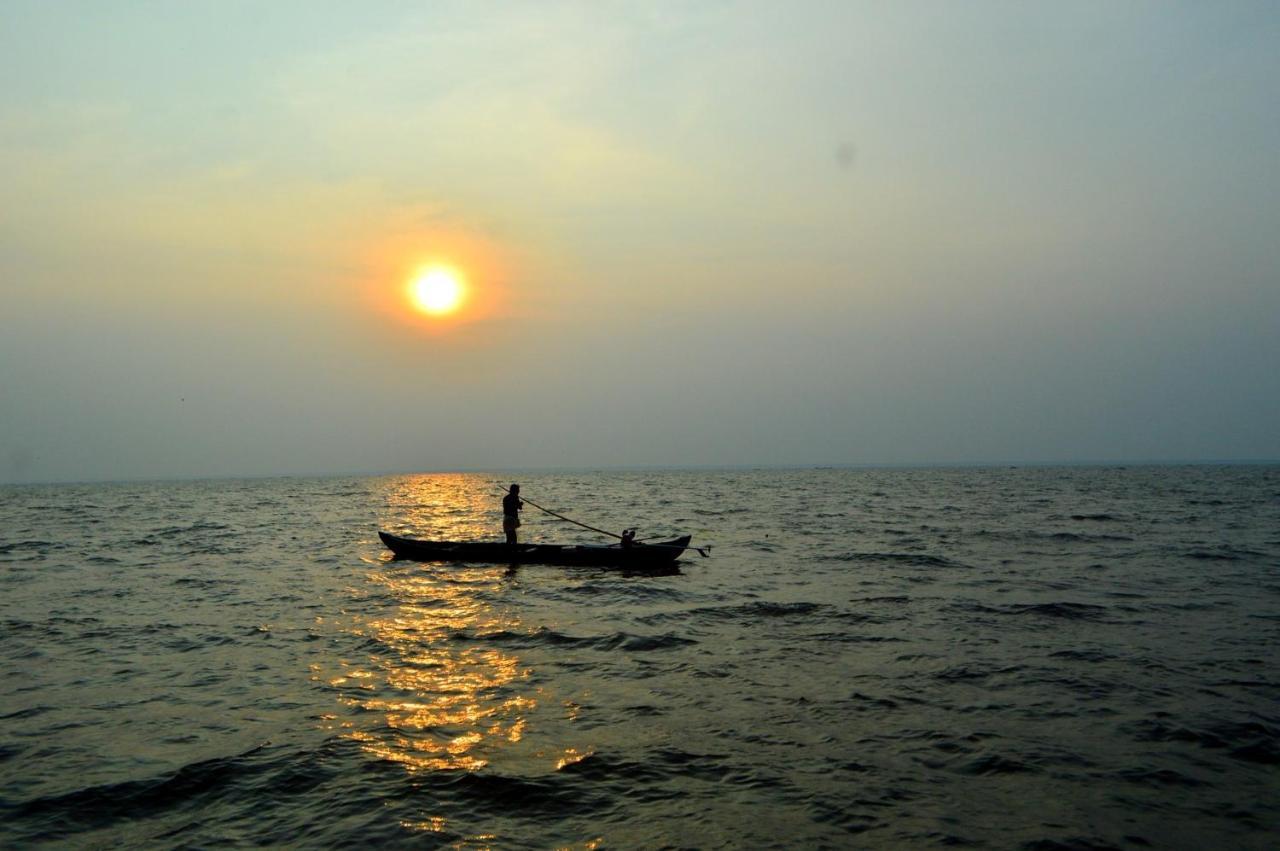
[3,2,1279,485]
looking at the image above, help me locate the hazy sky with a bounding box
[2,1,1278,482]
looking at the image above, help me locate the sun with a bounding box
[409,267,465,315]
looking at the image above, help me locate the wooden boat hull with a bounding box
[378,531,692,568]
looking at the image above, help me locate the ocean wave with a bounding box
[826,552,967,568]
[973,529,1134,543]
[1124,716,1279,763]
[638,601,842,626]
[955,602,1110,621]
[1183,546,1265,562]
[461,627,696,652]
[410,764,615,813]
[560,582,687,602]
[0,705,53,721]
[935,663,1027,682]
[956,754,1036,775]
[4,743,272,839]
[847,691,900,710]
[805,631,903,644]
[1021,834,1131,850]
[576,747,731,785]
[1109,766,1206,788]
[1048,649,1117,663]
[0,540,65,555]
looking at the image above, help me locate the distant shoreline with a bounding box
[3,459,1277,488]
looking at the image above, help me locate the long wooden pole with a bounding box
[503,487,710,557]
[513,491,623,540]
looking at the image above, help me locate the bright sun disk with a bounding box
[410,268,465,315]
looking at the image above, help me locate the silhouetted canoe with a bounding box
[378,531,693,568]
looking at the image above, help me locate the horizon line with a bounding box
[3,457,1278,487]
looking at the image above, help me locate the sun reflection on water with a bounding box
[381,472,500,543]
[320,474,535,775]
[316,473,602,844]
[338,585,531,774]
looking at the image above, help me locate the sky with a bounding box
[2,1,1278,483]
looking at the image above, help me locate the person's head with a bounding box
[510,484,520,493]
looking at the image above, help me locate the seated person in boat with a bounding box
[503,484,523,544]
[620,528,637,548]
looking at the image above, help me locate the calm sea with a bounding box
[1,467,1277,848]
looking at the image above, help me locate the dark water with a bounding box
[2,466,1277,848]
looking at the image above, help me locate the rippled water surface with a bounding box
[2,467,1277,848]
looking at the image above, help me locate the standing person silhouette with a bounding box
[503,484,524,545]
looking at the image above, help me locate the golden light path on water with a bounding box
[340,568,529,773]
[315,474,597,842]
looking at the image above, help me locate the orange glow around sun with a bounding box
[409,266,466,316]
[353,218,518,337]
